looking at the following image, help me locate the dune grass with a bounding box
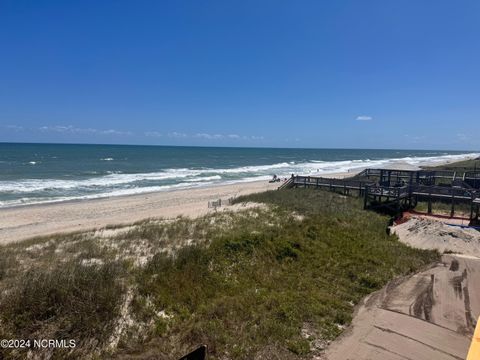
[414,200,472,217]
[120,189,438,359]
[0,188,439,359]
[424,158,480,174]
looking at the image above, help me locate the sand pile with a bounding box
[392,217,480,256]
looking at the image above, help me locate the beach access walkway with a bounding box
[282,168,480,221]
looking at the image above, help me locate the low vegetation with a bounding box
[424,157,480,174]
[0,189,439,359]
[414,200,472,217]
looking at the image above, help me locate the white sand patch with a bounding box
[292,213,305,221]
[157,310,173,320]
[25,241,53,252]
[94,225,137,238]
[81,258,104,266]
[106,288,135,352]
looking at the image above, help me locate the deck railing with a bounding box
[411,184,478,199]
[366,185,409,199]
[289,175,479,201]
[293,175,374,190]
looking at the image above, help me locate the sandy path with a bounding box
[325,218,480,360]
[0,180,279,244]
[326,254,479,360]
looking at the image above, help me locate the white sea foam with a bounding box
[0,181,215,208]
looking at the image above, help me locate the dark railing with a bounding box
[293,175,374,190]
[366,185,409,199]
[411,184,478,199]
[289,175,479,201]
[278,177,294,190]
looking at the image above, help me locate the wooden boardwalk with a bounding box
[281,169,480,220]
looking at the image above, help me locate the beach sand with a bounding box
[0,180,279,244]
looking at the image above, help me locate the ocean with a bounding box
[0,143,478,208]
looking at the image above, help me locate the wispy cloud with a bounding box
[3,125,24,131]
[403,134,426,143]
[162,132,264,141]
[356,115,373,121]
[144,131,163,137]
[3,124,264,142]
[39,125,132,136]
[194,133,225,140]
[167,132,188,138]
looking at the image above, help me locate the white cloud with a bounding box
[403,134,426,143]
[167,132,188,138]
[102,129,133,136]
[356,115,373,121]
[163,131,264,141]
[3,125,24,131]
[250,135,264,140]
[38,125,132,136]
[194,133,224,140]
[145,131,163,137]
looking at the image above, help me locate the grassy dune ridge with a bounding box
[0,189,438,359]
[425,157,480,173]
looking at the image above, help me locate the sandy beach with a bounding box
[0,180,279,244]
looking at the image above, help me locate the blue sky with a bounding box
[0,1,479,150]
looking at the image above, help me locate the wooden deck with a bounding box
[281,170,480,220]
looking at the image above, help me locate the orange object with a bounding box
[467,317,480,360]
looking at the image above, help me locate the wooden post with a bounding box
[396,189,401,217]
[471,199,475,221]
[450,192,455,218]
[364,185,369,209]
[428,190,432,214]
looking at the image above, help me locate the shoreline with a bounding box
[0,154,477,244]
